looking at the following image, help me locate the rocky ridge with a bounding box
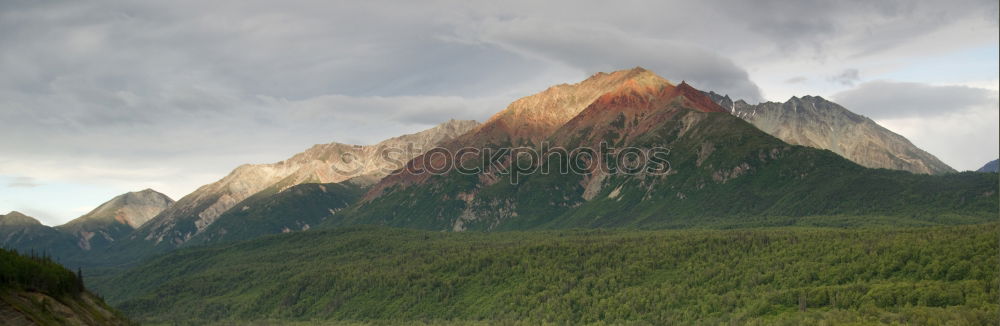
[56,189,174,251]
[131,119,479,247]
[706,92,955,175]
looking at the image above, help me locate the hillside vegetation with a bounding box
[185,182,363,247]
[97,223,998,325]
[0,248,130,325]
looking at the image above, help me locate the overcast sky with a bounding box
[1,0,997,225]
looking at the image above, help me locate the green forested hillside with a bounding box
[184,182,363,247]
[1,248,130,325]
[96,223,998,325]
[1,249,82,296]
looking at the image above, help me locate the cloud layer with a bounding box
[834,81,997,119]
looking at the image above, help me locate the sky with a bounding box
[1,0,997,225]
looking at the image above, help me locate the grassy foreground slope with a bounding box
[98,223,998,325]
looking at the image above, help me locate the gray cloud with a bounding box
[0,0,536,201]
[785,76,808,84]
[832,80,999,171]
[456,18,764,101]
[828,69,861,86]
[833,81,998,119]
[704,0,998,57]
[6,177,40,188]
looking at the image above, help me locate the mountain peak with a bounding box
[0,211,42,226]
[60,189,174,235]
[476,67,677,144]
[628,66,648,73]
[600,73,672,99]
[589,72,725,115]
[713,94,956,175]
[554,72,728,144]
[580,67,667,89]
[421,119,480,135]
[620,67,668,84]
[585,66,650,80]
[5,210,27,217]
[124,188,172,202]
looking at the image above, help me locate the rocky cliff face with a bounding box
[130,119,479,248]
[706,92,955,175]
[56,189,174,251]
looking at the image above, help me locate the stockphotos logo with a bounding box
[329,142,671,184]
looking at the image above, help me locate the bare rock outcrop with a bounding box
[707,92,955,175]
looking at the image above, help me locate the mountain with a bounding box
[0,211,42,228]
[127,119,478,250]
[0,211,77,256]
[183,181,363,247]
[339,68,996,231]
[977,159,999,172]
[469,68,665,145]
[364,68,679,199]
[1,247,130,325]
[706,92,955,175]
[56,189,173,251]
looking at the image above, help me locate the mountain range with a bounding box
[123,119,477,253]
[2,67,996,269]
[1,120,478,264]
[341,68,994,231]
[1,189,174,262]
